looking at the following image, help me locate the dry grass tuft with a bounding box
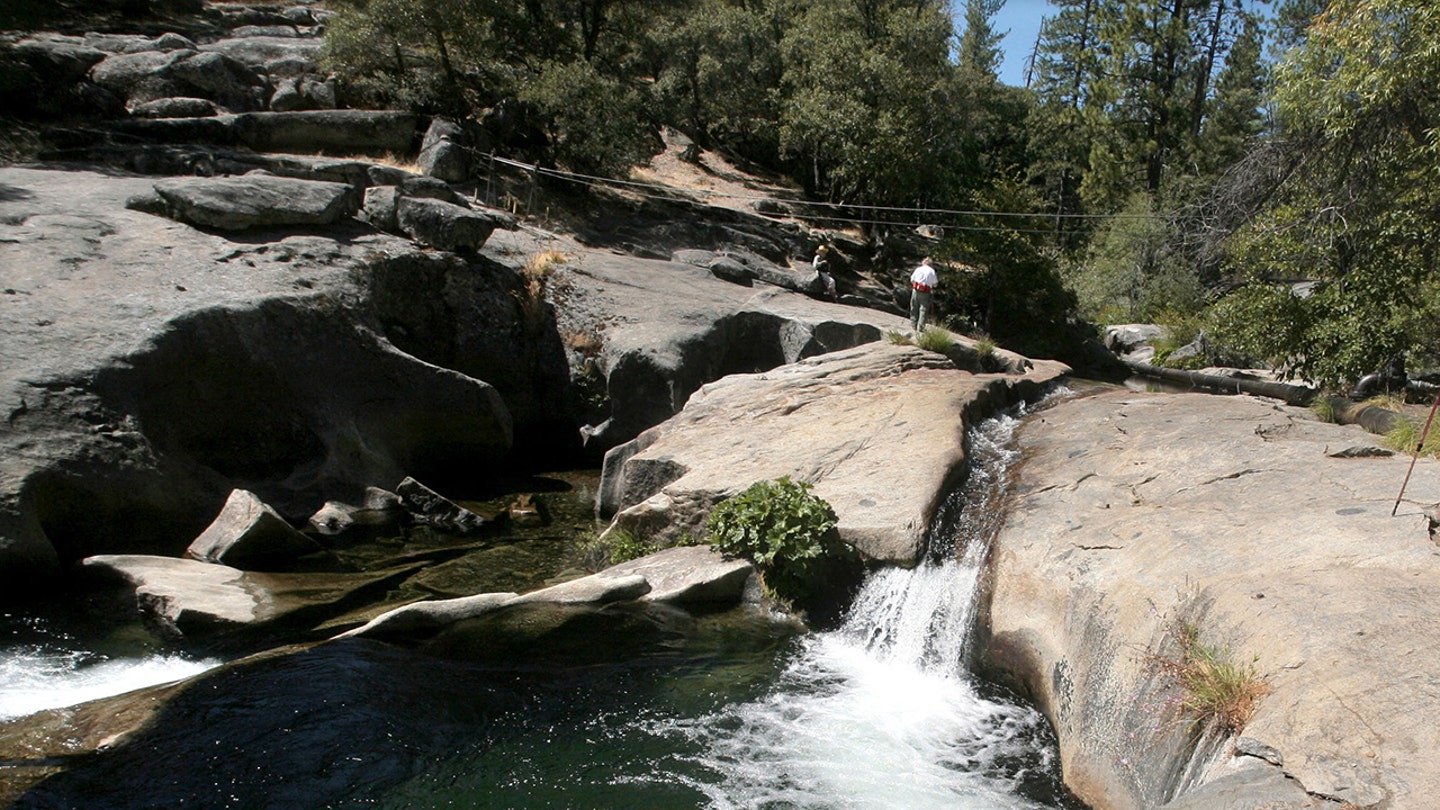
[1148,621,1269,735]
[564,329,604,357]
[524,249,568,278]
[514,251,569,334]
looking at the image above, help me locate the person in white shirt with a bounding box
[909,257,938,331]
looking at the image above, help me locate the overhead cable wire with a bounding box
[488,152,1159,223]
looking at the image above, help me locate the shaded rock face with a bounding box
[88,299,514,518]
[0,167,576,592]
[362,248,579,465]
[980,389,1440,809]
[90,48,267,112]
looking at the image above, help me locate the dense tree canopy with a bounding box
[1206,0,1440,385]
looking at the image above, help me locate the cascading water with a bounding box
[655,405,1078,809]
[0,612,219,723]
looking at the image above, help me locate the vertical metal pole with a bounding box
[1393,393,1440,515]
[486,153,495,207]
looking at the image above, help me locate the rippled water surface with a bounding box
[4,412,1083,809]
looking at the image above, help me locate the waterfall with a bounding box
[659,406,1072,809]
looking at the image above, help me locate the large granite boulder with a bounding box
[395,196,499,253]
[184,489,322,569]
[417,117,470,182]
[540,242,943,455]
[599,341,1069,565]
[130,174,362,230]
[228,110,418,155]
[89,49,266,111]
[0,166,559,597]
[981,389,1440,809]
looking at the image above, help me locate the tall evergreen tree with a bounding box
[958,0,1006,79]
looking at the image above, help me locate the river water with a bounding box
[2,409,1082,809]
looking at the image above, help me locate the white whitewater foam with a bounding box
[0,645,219,721]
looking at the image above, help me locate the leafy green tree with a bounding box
[518,60,653,177]
[1207,0,1440,385]
[648,0,785,164]
[777,0,968,208]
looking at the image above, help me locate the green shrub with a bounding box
[885,329,912,345]
[706,476,840,605]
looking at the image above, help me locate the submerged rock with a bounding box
[81,554,418,640]
[604,544,753,604]
[306,487,404,536]
[395,477,487,534]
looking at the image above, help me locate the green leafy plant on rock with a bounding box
[705,476,841,606]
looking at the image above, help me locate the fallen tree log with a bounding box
[1121,360,1317,406]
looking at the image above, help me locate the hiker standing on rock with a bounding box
[909,257,938,332]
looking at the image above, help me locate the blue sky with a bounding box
[979,0,1273,88]
[987,0,1051,87]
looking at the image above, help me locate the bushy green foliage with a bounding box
[1067,192,1205,325]
[938,179,1079,360]
[706,476,840,605]
[1200,0,1440,387]
[518,60,651,177]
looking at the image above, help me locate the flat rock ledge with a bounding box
[600,341,1070,566]
[339,545,754,642]
[981,388,1440,809]
[81,554,417,640]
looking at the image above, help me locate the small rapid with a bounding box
[0,614,219,722]
[655,407,1074,809]
[2,405,1079,810]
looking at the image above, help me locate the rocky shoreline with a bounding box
[5,3,1440,808]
